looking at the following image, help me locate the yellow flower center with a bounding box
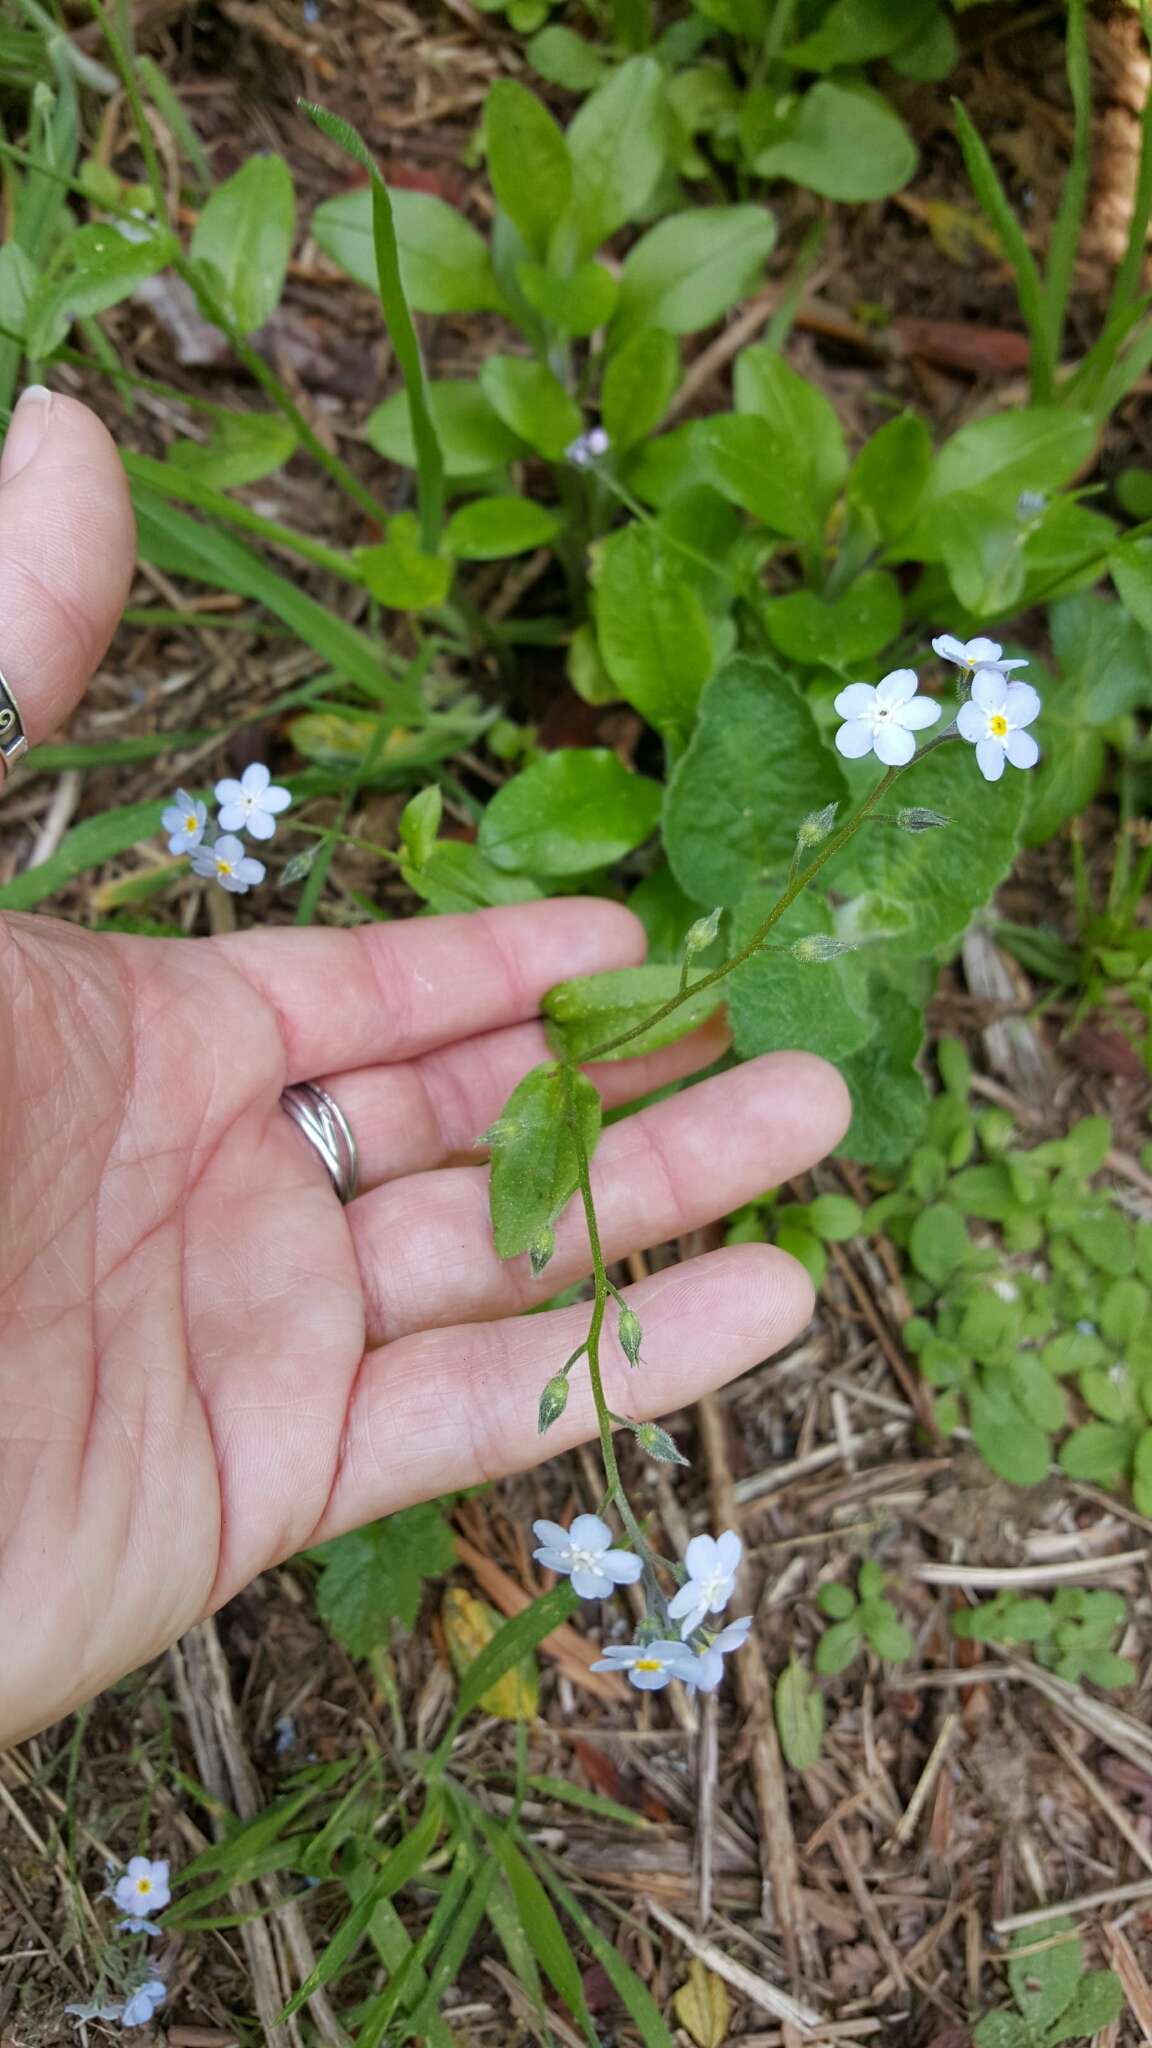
[989,713,1008,738]
[136,1880,152,1895]
[185,815,197,832]
[217,858,234,876]
[634,1658,664,1672]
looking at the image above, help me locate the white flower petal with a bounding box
[242,762,272,794]
[1004,681,1041,729]
[833,682,877,719]
[601,1550,644,1585]
[835,718,876,760]
[714,1529,742,1576]
[667,1582,700,1621]
[533,1547,572,1574]
[216,803,247,834]
[931,634,968,666]
[629,1664,673,1690]
[713,1615,754,1653]
[570,1564,611,1600]
[956,701,986,743]
[896,696,942,731]
[971,668,1008,714]
[975,736,1006,782]
[964,637,1004,667]
[873,721,916,767]
[214,777,244,807]
[685,1649,725,1692]
[1004,728,1039,770]
[245,808,277,841]
[570,1513,613,1555]
[234,858,267,887]
[875,667,918,709]
[262,785,292,814]
[533,1519,571,1551]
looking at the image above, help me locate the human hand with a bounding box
[0,391,849,1744]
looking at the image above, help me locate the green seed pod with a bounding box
[537,1375,570,1434]
[618,1305,643,1368]
[633,1422,690,1466]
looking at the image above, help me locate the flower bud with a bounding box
[796,801,839,849]
[684,906,722,955]
[537,1375,569,1434]
[632,1422,690,1466]
[790,934,853,963]
[618,1305,643,1368]
[897,806,951,833]
[529,1226,555,1278]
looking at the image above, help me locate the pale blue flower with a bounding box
[932,633,1029,678]
[957,671,1040,782]
[532,1514,643,1601]
[190,833,266,894]
[215,762,292,841]
[565,426,609,468]
[112,1858,170,1917]
[121,1981,166,2028]
[834,671,941,768]
[590,1637,699,1691]
[160,789,208,855]
[668,1529,743,1639]
[683,1615,754,1693]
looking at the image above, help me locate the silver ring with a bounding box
[280,1082,360,1204]
[0,668,29,789]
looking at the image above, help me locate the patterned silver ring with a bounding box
[0,668,29,790]
[280,1081,360,1205]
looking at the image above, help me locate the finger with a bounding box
[310,1243,812,1540]
[350,1051,851,1344]
[0,389,135,760]
[321,1011,731,1188]
[224,899,648,1081]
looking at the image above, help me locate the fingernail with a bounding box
[1,385,53,482]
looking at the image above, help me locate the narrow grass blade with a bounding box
[432,1585,577,1765]
[952,98,1052,401]
[1042,0,1091,375]
[533,1851,677,2048]
[474,1815,597,2044]
[124,449,357,581]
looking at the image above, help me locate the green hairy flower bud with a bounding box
[618,1305,643,1368]
[796,801,839,849]
[633,1422,690,1466]
[684,906,722,955]
[897,806,951,833]
[537,1375,570,1434]
[790,934,853,963]
[529,1226,555,1278]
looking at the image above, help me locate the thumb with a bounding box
[0,386,135,767]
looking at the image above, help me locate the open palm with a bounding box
[0,393,848,1743]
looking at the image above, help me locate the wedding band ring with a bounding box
[0,669,29,789]
[280,1082,360,1204]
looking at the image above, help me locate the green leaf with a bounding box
[533,1857,677,2048]
[847,412,933,545]
[359,513,452,610]
[774,1657,825,1769]
[542,965,723,1061]
[26,222,179,355]
[901,408,1097,562]
[484,80,572,261]
[366,379,526,479]
[1008,1920,1081,2030]
[518,259,619,336]
[190,155,295,334]
[1049,590,1152,723]
[817,1582,856,1620]
[734,347,848,517]
[404,841,543,915]
[1010,1353,1068,1433]
[487,1063,601,1259]
[664,656,846,906]
[753,80,917,201]
[447,1586,578,1732]
[969,1377,1051,1486]
[805,1194,863,1242]
[909,1203,971,1286]
[280,1798,444,2021]
[704,413,820,543]
[1134,1427,1152,1516]
[479,354,584,461]
[165,410,297,491]
[1044,1970,1126,2043]
[1066,1202,1134,1277]
[526,24,609,90]
[478,749,662,876]
[0,797,166,913]
[563,55,668,256]
[762,573,901,667]
[399,786,443,869]
[728,894,876,1064]
[595,524,715,742]
[973,2014,1030,2048]
[0,242,36,341]
[311,183,503,312]
[473,1823,596,2045]
[601,328,680,451]
[1058,1421,1134,1486]
[444,495,562,560]
[787,0,935,69]
[838,985,928,1168]
[831,740,1026,958]
[890,6,957,80]
[311,1504,457,1654]
[614,205,775,340]
[860,1602,914,1661]
[815,1617,863,1676]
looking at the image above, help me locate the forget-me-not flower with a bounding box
[160,789,208,856]
[682,1615,754,1692]
[932,634,1029,678]
[668,1529,743,1639]
[112,1858,170,1919]
[833,671,941,768]
[532,1514,643,1600]
[121,1981,166,2028]
[590,1637,700,1690]
[190,834,267,894]
[214,762,292,841]
[957,671,1041,782]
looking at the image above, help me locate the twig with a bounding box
[1046,1728,1152,1878]
[644,1899,825,2031]
[911,1553,1146,1588]
[1101,1923,1152,2039]
[883,1713,959,1854]
[993,1877,1152,1934]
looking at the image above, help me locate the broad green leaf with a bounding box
[1007,1920,1081,2030]
[787,0,936,69]
[806,1193,864,1241]
[1023,716,1105,846]
[166,410,297,490]
[478,749,662,876]
[601,328,680,451]
[837,987,929,1167]
[762,573,901,667]
[191,155,294,334]
[815,1617,863,1675]
[847,412,933,544]
[444,495,562,559]
[534,1857,677,2048]
[734,346,847,516]
[704,413,820,543]
[860,1602,914,1661]
[901,407,1097,562]
[614,205,775,340]
[442,1591,539,1719]
[1045,1971,1126,2043]
[969,1377,1051,1486]
[311,1503,458,1654]
[487,1063,601,1257]
[1009,1353,1068,1433]
[542,965,723,1061]
[0,242,37,339]
[404,841,543,914]
[890,5,958,80]
[479,354,584,460]
[1049,592,1152,723]
[909,1203,971,1286]
[484,81,571,261]
[754,81,917,201]
[359,515,452,611]
[972,2014,1030,2048]
[563,55,667,256]
[26,223,179,355]
[366,379,527,478]
[728,894,876,1064]
[399,786,443,869]
[774,1656,824,1769]
[312,184,503,312]
[664,656,847,906]
[526,24,610,90]
[518,259,619,336]
[595,524,715,741]
[831,740,1026,957]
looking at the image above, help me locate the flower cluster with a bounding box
[161,762,291,895]
[565,425,610,467]
[834,634,1041,785]
[533,1515,752,1696]
[65,1857,171,2031]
